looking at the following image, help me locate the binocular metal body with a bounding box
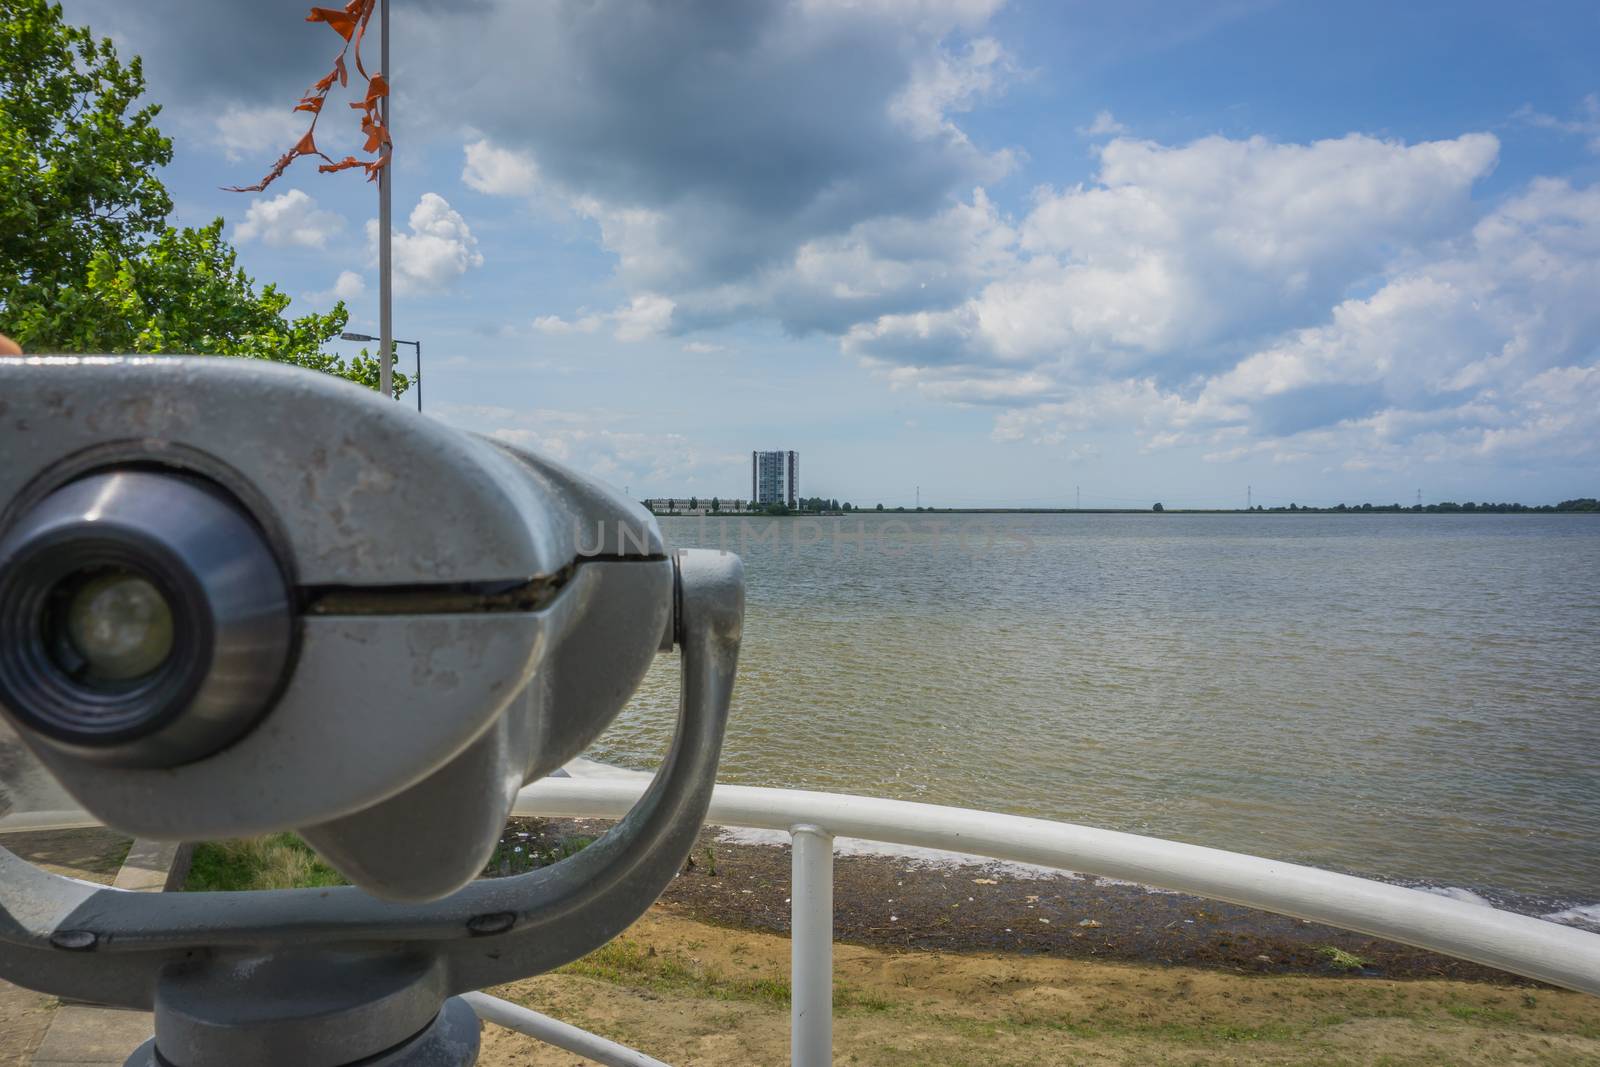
[0,356,743,1066]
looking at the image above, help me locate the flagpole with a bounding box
[378,0,393,399]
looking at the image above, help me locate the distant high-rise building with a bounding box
[751,450,799,507]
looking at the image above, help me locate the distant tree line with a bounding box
[647,496,1598,517]
[1246,499,1598,514]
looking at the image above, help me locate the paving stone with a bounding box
[31,1006,152,1065]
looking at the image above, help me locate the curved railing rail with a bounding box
[503,776,1600,1067]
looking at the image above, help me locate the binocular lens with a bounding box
[54,569,176,685]
[0,470,294,767]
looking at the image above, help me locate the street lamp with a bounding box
[341,332,423,412]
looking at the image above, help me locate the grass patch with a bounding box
[1317,946,1372,971]
[562,940,1332,1042]
[484,830,595,877]
[517,930,1591,1061]
[563,937,791,1007]
[185,834,346,891]
[561,937,892,1014]
[1445,1002,1518,1024]
[185,822,600,890]
[941,1013,1303,1045]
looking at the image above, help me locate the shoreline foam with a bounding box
[562,758,1600,934]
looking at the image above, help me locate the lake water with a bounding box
[591,513,1600,916]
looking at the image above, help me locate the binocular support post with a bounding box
[0,548,741,1067]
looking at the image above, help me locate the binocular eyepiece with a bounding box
[0,469,293,768]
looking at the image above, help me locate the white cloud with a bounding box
[991,380,1186,443]
[991,176,1600,470]
[536,184,1018,341]
[1078,110,1127,137]
[682,341,725,354]
[530,296,675,342]
[436,404,726,492]
[612,293,676,342]
[233,190,345,249]
[462,139,541,196]
[306,270,366,306]
[1516,93,1600,154]
[849,131,1499,384]
[207,103,306,163]
[890,36,1015,139]
[533,313,603,335]
[367,193,484,295]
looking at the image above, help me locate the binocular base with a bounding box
[122,995,481,1067]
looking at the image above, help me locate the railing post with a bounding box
[790,823,834,1067]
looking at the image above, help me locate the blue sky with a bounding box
[60,0,1600,507]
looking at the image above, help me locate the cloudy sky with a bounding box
[60,0,1600,507]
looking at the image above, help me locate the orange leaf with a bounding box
[295,97,324,114]
[295,129,320,157]
[318,156,366,174]
[307,7,357,40]
[335,53,349,87]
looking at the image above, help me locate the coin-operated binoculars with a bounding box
[0,356,742,1066]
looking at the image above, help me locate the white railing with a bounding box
[495,776,1600,1067]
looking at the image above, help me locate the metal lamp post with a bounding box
[342,332,422,412]
[378,0,393,401]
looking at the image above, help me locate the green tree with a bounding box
[1152,503,1164,512]
[1,0,171,303]
[1,0,400,394]
[711,497,721,512]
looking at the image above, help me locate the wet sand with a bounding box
[499,817,1552,984]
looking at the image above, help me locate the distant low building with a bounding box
[751,450,799,508]
[643,498,749,514]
